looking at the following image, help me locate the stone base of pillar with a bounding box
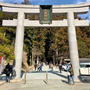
[11,78,23,83]
[74,79,81,83]
[0,81,6,85]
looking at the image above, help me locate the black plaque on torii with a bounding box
[40,5,52,24]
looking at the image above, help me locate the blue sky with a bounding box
[0,0,89,5]
[0,0,90,21]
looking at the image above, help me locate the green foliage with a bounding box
[0,11,15,61]
[0,44,15,60]
[76,26,90,58]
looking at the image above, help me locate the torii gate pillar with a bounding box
[15,11,25,79]
[67,11,80,81]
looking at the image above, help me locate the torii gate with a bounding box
[0,2,90,81]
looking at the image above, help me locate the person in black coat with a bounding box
[3,63,13,82]
[59,64,62,73]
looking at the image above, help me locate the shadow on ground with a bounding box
[27,70,67,79]
[0,75,6,81]
[51,71,67,79]
[80,75,90,83]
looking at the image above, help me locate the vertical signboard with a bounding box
[40,5,52,24]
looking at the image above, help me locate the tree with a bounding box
[0,11,15,63]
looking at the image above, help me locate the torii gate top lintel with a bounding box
[1,2,90,27]
[0,2,90,9]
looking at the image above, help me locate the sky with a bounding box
[0,0,90,21]
[0,0,89,5]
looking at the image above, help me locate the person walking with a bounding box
[59,64,62,73]
[66,64,70,84]
[68,64,74,85]
[34,63,37,71]
[67,70,70,84]
[3,63,13,82]
[38,62,43,71]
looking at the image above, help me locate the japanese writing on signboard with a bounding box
[44,9,48,21]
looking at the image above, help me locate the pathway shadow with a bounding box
[51,71,67,79]
[27,70,67,80]
[28,71,47,73]
[61,80,68,84]
[0,75,6,81]
[43,80,47,84]
[80,75,90,83]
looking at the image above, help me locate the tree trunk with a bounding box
[22,51,29,72]
[53,56,55,65]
